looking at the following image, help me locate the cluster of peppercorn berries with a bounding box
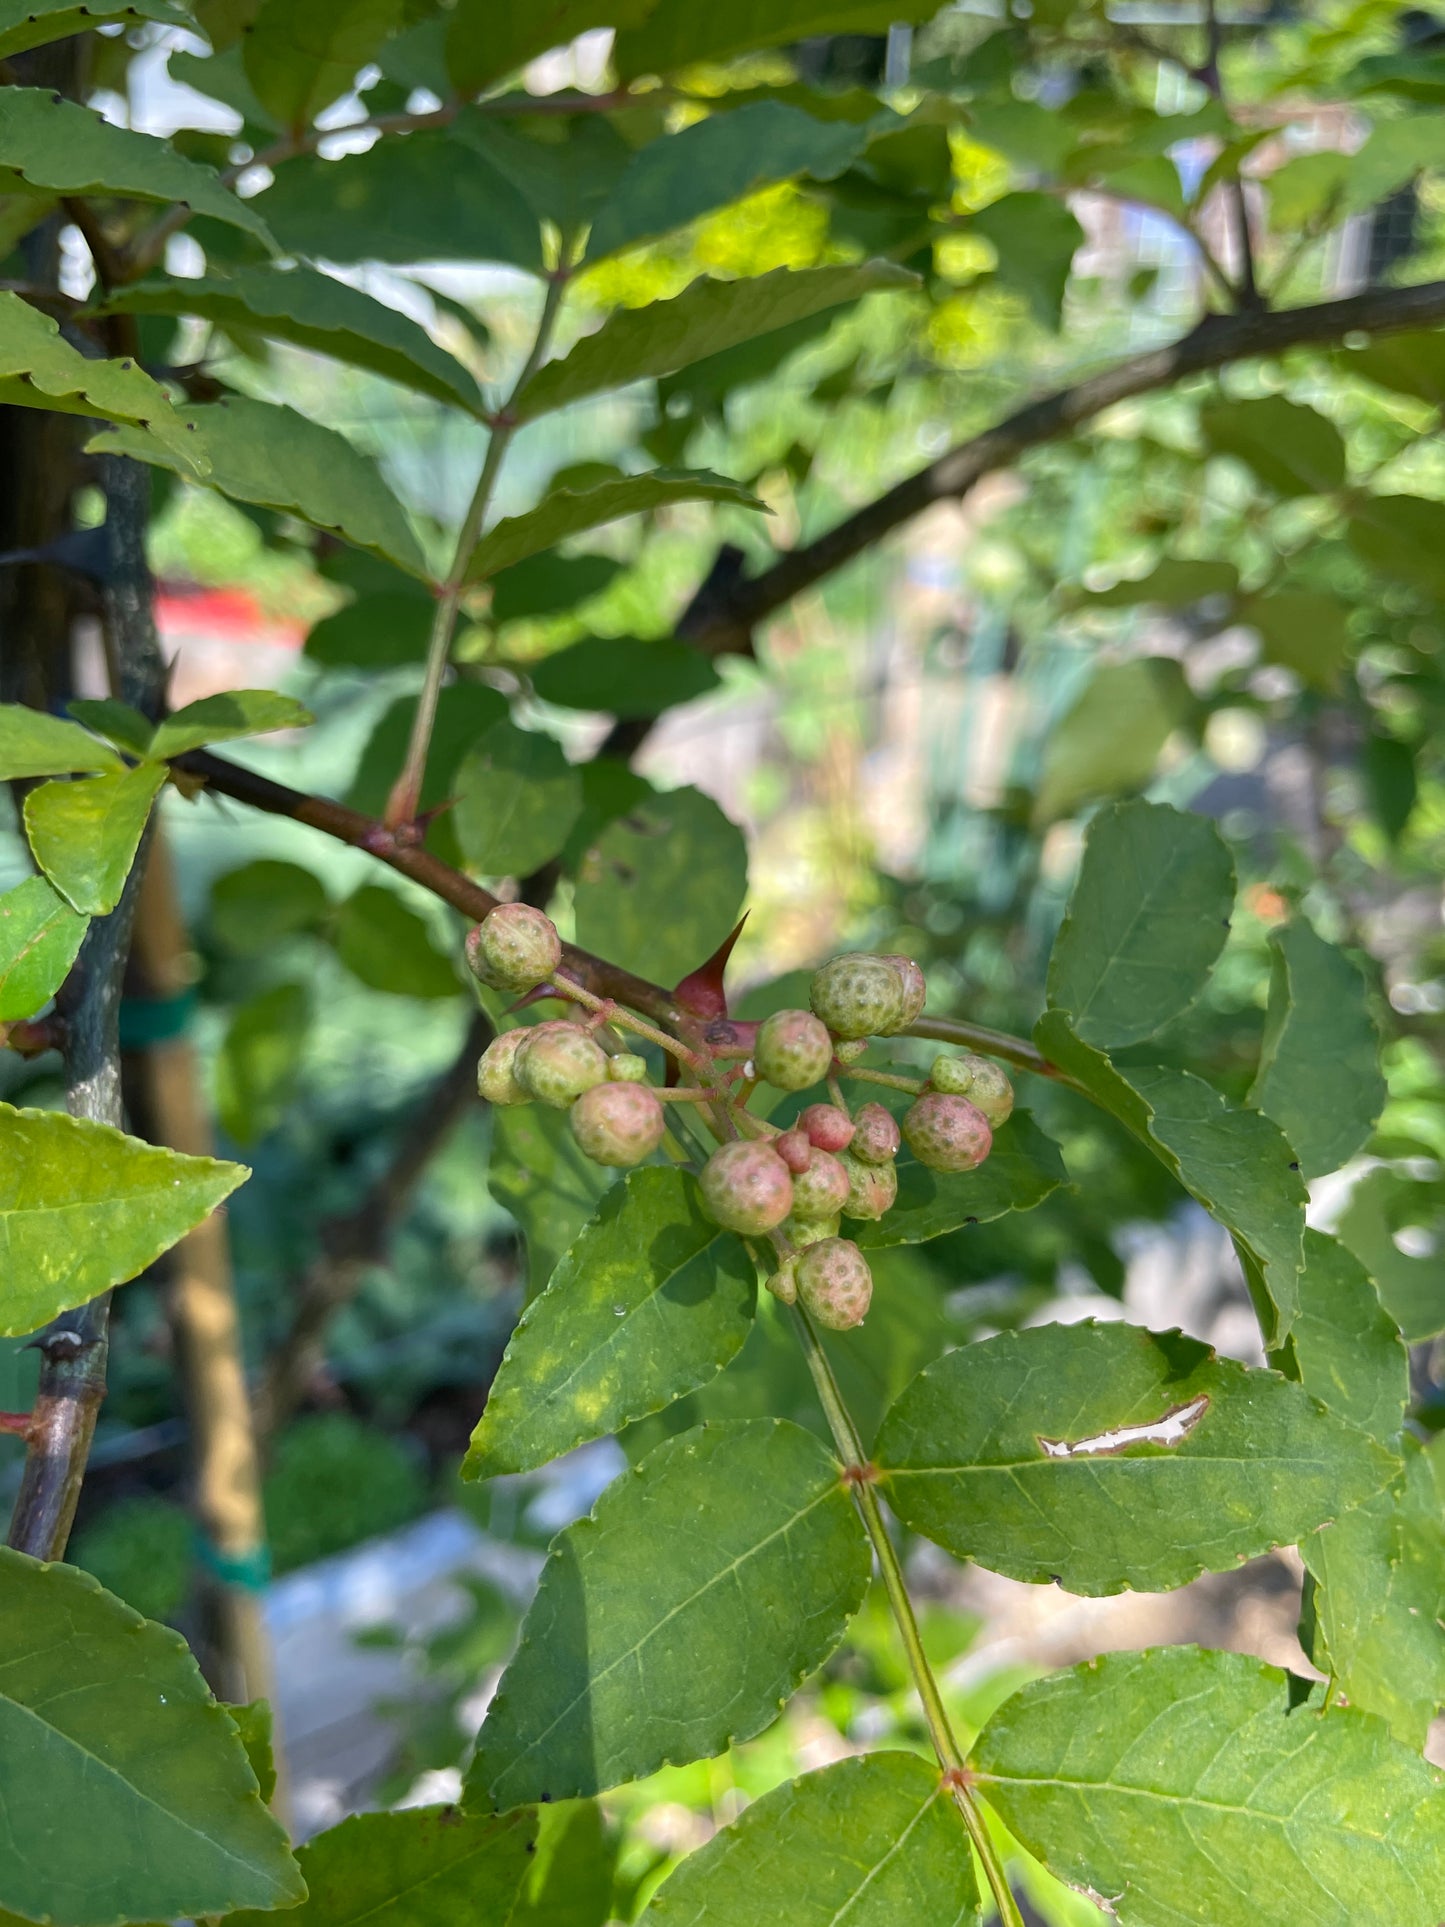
[464,909,1012,1336]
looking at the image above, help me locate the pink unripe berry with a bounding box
[699,1140,794,1235]
[903,1091,992,1173]
[798,1103,855,1153]
[776,1129,814,1175]
[851,1101,901,1165]
[930,1052,1014,1126]
[790,1146,851,1220]
[476,1029,530,1106]
[809,954,905,1041]
[880,954,927,1027]
[516,1021,608,1108]
[570,1081,665,1167]
[796,1238,873,1330]
[755,1008,833,1091]
[465,903,561,993]
[839,1151,897,1221]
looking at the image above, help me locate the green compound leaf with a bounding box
[101,267,483,414]
[1035,1015,1307,1342]
[488,1100,614,1302]
[465,1167,756,1481]
[0,702,123,778]
[1304,1442,1445,1750]
[490,552,622,626]
[0,0,185,59]
[224,1699,278,1807]
[876,1320,1395,1595]
[0,1102,247,1335]
[1033,658,1192,826]
[91,397,428,579]
[573,784,748,988]
[1291,1228,1408,1447]
[453,719,584,880]
[466,469,765,584]
[255,123,541,271]
[227,1805,535,1927]
[588,100,880,260]
[1201,394,1348,497]
[0,874,88,1020]
[855,1111,1066,1249]
[516,263,915,422]
[24,763,167,914]
[1248,918,1385,1179]
[0,88,272,243]
[614,1,938,81]
[971,1647,1445,1927]
[304,592,432,669]
[332,885,459,1000]
[209,859,331,956]
[1046,798,1236,1049]
[444,0,656,96]
[529,637,719,718]
[243,0,406,134]
[67,698,155,758]
[0,1550,302,1927]
[465,1419,870,1810]
[150,688,313,760]
[0,292,197,463]
[507,1800,614,1927]
[642,1752,979,1926]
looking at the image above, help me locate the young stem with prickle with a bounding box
[787,1304,1026,1927]
[386,258,573,828]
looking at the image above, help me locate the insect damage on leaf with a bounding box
[1038,1394,1211,1459]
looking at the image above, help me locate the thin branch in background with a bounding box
[7,454,166,1560]
[1199,0,1262,312]
[255,1009,493,1442]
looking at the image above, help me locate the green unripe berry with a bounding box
[879,954,927,1027]
[808,953,905,1041]
[607,1052,649,1083]
[790,1146,851,1220]
[755,1008,833,1092]
[850,1101,900,1165]
[903,1091,992,1173]
[516,1021,608,1108]
[786,1212,841,1249]
[465,903,561,993]
[838,1150,897,1221]
[832,1038,868,1064]
[795,1238,873,1330]
[767,1259,798,1305]
[570,1080,665,1166]
[476,1029,530,1106]
[699,1140,794,1235]
[930,1052,1014,1126]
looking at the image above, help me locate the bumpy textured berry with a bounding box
[832,1038,868,1064]
[839,1150,897,1221]
[851,1101,901,1165]
[754,1008,833,1091]
[465,903,561,993]
[798,1103,855,1153]
[767,1259,798,1305]
[776,1129,814,1175]
[809,954,905,1041]
[790,1147,851,1219]
[699,1140,794,1235]
[515,1022,608,1108]
[929,1052,1014,1127]
[607,1052,649,1084]
[476,1029,529,1106]
[903,1091,992,1173]
[795,1238,873,1330]
[880,954,927,1027]
[570,1081,665,1166]
[787,1213,841,1248]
